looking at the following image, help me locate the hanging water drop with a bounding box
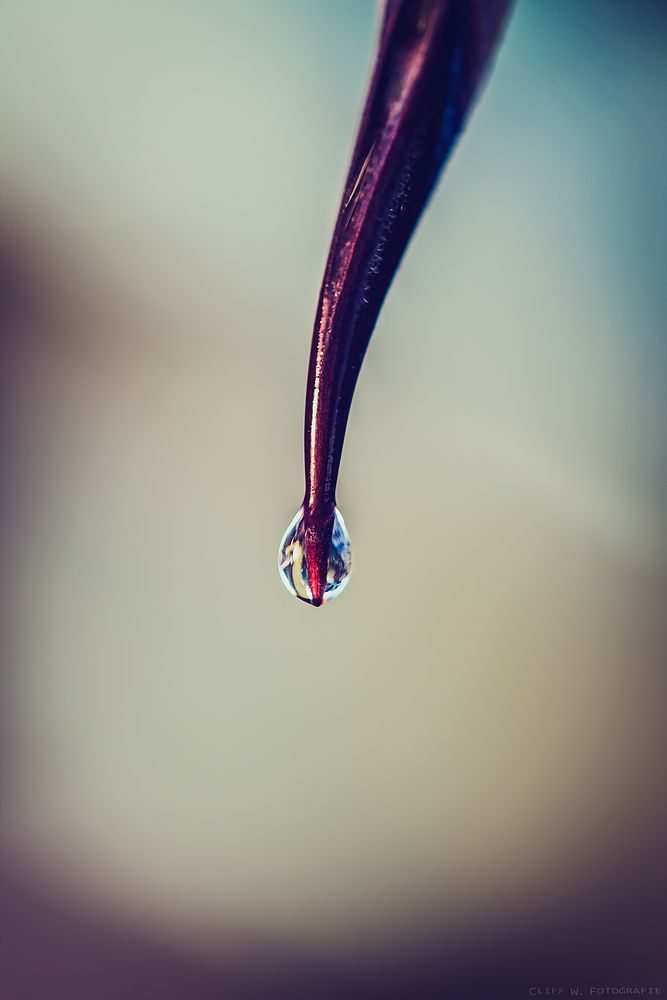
[278,506,352,605]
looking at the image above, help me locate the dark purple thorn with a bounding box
[301,0,513,603]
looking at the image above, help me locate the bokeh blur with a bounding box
[0,1,665,997]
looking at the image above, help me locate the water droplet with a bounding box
[278,506,352,605]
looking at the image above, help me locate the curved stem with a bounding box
[303,0,513,604]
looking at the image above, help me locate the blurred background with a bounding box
[0,1,665,997]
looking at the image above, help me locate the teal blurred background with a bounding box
[0,0,665,994]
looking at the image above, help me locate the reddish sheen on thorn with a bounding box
[302,0,513,605]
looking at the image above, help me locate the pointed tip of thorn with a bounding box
[304,504,335,608]
[307,558,326,607]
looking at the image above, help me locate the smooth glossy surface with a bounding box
[278,506,351,605]
[299,0,513,602]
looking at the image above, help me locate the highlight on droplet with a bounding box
[277,506,352,605]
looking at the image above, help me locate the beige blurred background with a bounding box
[0,0,665,975]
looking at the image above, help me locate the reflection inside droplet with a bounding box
[278,506,352,605]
